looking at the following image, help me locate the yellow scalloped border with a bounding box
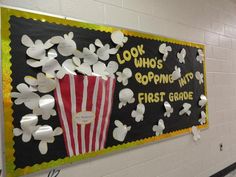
[1,7,208,177]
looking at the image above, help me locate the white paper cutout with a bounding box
[131,103,145,122]
[118,88,135,109]
[25,73,56,93]
[33,126,63,154]
[179,103,192,116]
[164,101,173,117]
[92,61,109,80]
[76,63,92,76]
[24,76,38,92]
[196,49,204,64]
[159,43,172,61]
[172,66,181,81]
[198,94,207,108]
[72,56,81,67]
[192,126,200,141]
[111,30,128,47]
[105,61,119,78]
[113,120,131,142]
[21,34,53,59]
[198,111,206,125]
[195,71,204,84]
[95,39,118,61]
[50,32,76,56]
[152,119,165,136]
[116,68,132,86]
[11,83,40,110]
[33,95,56,120]
[177,48,186,64]
[76,44,98,65]
[13,114,39,142]
[56,59,77,79]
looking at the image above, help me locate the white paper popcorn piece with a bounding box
[76,44,98,65]
[37,73,56,93]
[24,76,38,91]
[11,83,40,110]
[192,126,200,141]
[164,101,173,117]
[33,95,56,120]
[111,30,128,47]
[50,32,77,56]
[33,126,63,154]
[177,48,186,64]
[172,66,181,81]
[13,114,39,142]
[95,39,118,61]
[153,119,165,136]
[196,49,204,64]
[179,103,191,116]
[21,34,53,60]
[92,61,109,80]
[118,88,135,109]
[195,71,204,85]
[72,56,81,67]
[159,43,172,61]
[198,94,207,108]
[198,111,206,125]
[105,61,119,78]
[113,120,131,142]
[116,68,132,86]
[56,59,77,79]
[131,103,145,122]
[76,63,92,76]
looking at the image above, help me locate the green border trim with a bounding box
[1,7,208,177]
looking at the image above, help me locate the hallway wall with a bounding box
[1,0,236,176]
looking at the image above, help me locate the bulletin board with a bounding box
[1,7,208,177]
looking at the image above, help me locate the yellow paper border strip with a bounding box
[1,7,208,177]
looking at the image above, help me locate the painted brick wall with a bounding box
[1,0,236,176]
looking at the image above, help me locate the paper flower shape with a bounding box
[131,103,145,122]
[177,48,186,64]
[50,32,77,56]
[11,83,40,110]
[196,49,204,64]
[111,30,128,47]
[27,49,61,78]
[105,61,119,78]
[92,61,109,80]
[179,103,191,116]
[118,88,135,109]
[164,101,173,117]
[152,119,165,136]
[76,44,98,65]
[172,66,181,81]
[159,43,172,61]
[33,125,63,154]
[95,39,118,61]
[192,126,200,141]
[113,120,131,142]
[56,59,77,79]
[13,114,39,142]
[198,94,207,108]
[198,111,206,125]
[21,34,53,59]
[24,73,56,93]
[76,63,92,76]
[116,68,132,86]
[195,71,204,84]
[33,95,56,120]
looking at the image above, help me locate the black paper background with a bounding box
[9,16,205,169]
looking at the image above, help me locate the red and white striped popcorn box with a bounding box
[54,74,116,157]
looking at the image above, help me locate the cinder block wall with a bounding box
[1,0,236,177]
